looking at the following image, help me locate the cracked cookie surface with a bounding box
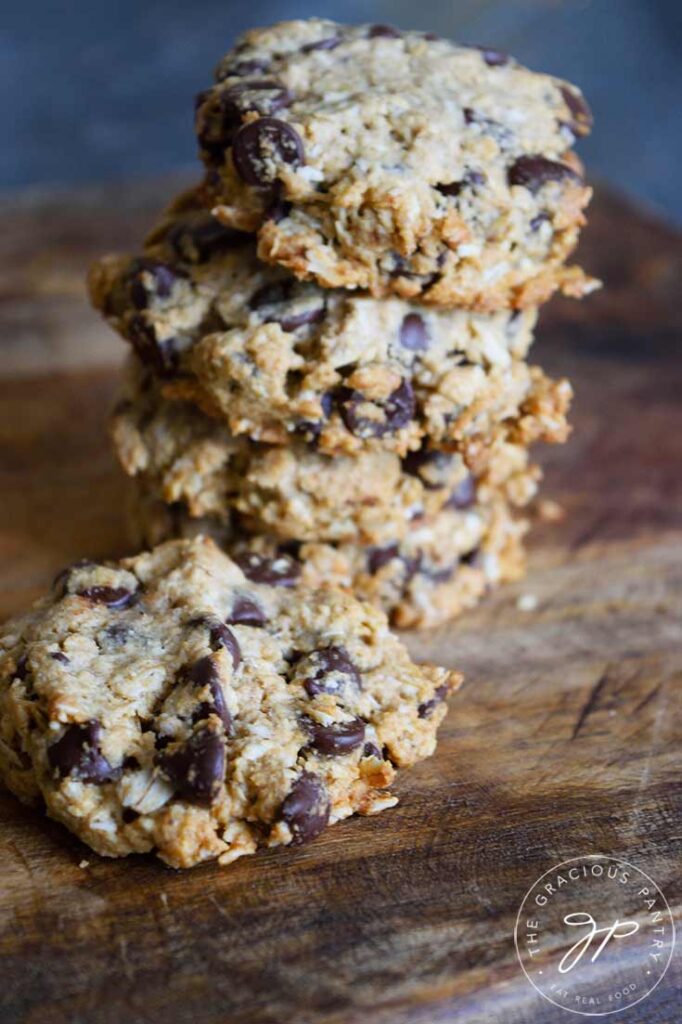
[0,538,459,868]
[194,19,597,307]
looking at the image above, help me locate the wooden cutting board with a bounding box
[0,182,680,1024]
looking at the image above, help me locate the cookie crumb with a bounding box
[537,498,564,522]
[78,859,90,869]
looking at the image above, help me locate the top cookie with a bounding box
[196,19,597,308]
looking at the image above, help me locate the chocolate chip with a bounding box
[226,597,267,627]
[232,117,304,186]
[280,771,330,844]
[301,35,341,52]
[475,45,509,67]
[14,654,28,680]
[305,716,366,756]
[399,313,429,352]
[368,25,401,38]
[127,316,179,377]
[339,379,415,438]
[207,623,241,669]
[437,170,486,197]
[157,725,225,805]
[530,211,550,232]
[508,155,581,193]
[50,652,69,665]
[418,683,450,719]
[249,280,325,332]
[461,547,484,569]
[265,194,292,223]
[216,58,271,81]
[234,551,301,587]
[402,448,453,489]
[127,258,180,309]
[301,646,361,698]
[77,586,135,609]
[363,742,382,759]
[52,558,96,595]
[560,85,593,136]
[167,215,250,264]
[444,474,476,510]
[47,721,118,783]
[367,543,400,575]
[184,655,234,733]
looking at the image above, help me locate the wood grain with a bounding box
[0,182,680,1024]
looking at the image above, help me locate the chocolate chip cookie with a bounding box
[129,480,528,630]
[0,537,459,867]
[194,19,598,307]
[89,189,571,455]
[111,359,542,545]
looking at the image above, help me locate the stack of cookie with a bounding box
[91,19,596,629]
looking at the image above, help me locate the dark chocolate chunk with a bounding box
[560,85,593,136]
[300,646,361,698]
[367,543,400,575]
[369,25,401,38]
[399,313,429,352]
[226,596,267,627]
[339,379,415,438]
[47,721,118,783]
[216,58,272,81]
[184,655,234,733]
[437,170,486,197]
[418,682,450,719]
[233,551,301,587]
[508,155,581,193]
[127,258,181,309]
[50,652,70,665]
[127,316,179,377]
[305,715,366,756]
[362,742,382,759]
[77,586,135,609]
[232,117,304,186]
[167,215,250,263]
[301,35,341,52]
[280,771,330,844]
[402,448,453,489]
[207,623,241,669]
[157,725,225,805]
[475,45,509,67]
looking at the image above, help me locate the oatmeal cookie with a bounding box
[129,482,528,630]
[194,19,598,307]
[89,192,573,455]
[111,360,541,545]
[0,537,459,868]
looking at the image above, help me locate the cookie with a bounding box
[88,190,571,455]
[194,19,598,307]
[0,537,459,868]
[129,481,528,630]
[111,359,541,545]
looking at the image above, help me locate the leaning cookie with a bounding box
[129,481,528,630]
[0,537,460,868]
[88,191,572,455]
[110,359,541,545]
[195,19,598,307]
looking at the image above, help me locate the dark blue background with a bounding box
[4,0,681,223]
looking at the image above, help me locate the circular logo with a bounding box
[514,855,675,1016]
